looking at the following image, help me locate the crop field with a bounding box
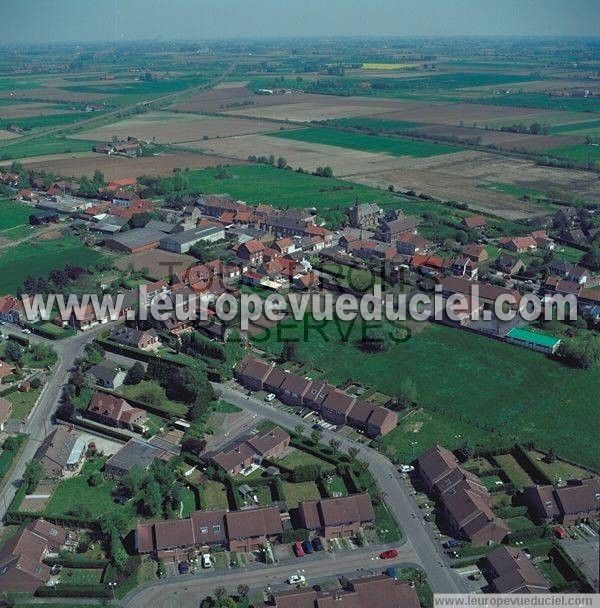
[16,151,236,179]
[0,102,81,119]
[270,127,460,157]
[476,92,600,114]
[544,143,600,165]
[180,162,400,210]
[324,117,425,132]
[1,111,95,132]
[550,118,600,136]
[190,133,413,177]
[0,202,31,231]
[0,130,20,141]
[350,149,600,217]
[255,317,599,469]
[69,111,296,144]
[114,249,198,280]
[0,234,109,294]
[0,135,102,160]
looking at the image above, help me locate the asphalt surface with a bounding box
[0,323,112,518]
[212,384,466,595]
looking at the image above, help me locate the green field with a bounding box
[118,380,189,417]
[0,135,101,159]
[255,317,599,469]
[550,119,600,135]
[477,93,600,114]
[544,143,600,165]
[0,111,97,132]
[184,164,397,209]
[323,117,425,132]
[282,480,321,508]
[271,127,460,157]
[0,201,31,231]
[0,234,108,294]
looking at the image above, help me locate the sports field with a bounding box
[183,164,397,209]
[255,317,599,469]
[0,234,109,294]
[270,127,460,157]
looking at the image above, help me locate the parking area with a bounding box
[560,530,600,592]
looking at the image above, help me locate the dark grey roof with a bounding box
[105,228,163,249]
[160,225,223,245]
[146,219,182,234]
[89,360,123,384]
[105,438,162,473]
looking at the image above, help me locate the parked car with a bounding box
[265,393,276,402]
[178,561,189,574]
[555,526,567,539]
[400,465,415,473]
[287,574,306,585]
[293,541,305,557]
[380,549,398,560]
[443,539,460,549]
[201,554,212,568]
[302,540,314,554]
[311,537,324,552]
[21,328,31,334]
[384,567,397,579]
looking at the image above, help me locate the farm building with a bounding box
[505,327,560,354]
[103,228,163,254]
[159,225,225,254]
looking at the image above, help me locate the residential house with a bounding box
[482,546,550,594]
[547,260,572,278]
[417,444,509,546]
[463,215,487,231]
[211,426,290,476]
[494,254,525,276]
[378,216,420,244]
[566,266,591,285]
[259,574,420,608]
[522,478,600,525]
[298,493,374,539]
[89,360,127,390]
[196,194,238,218]
[499,235,537,253]
[35,426,85,479]
[86,392,148,432]
[238,239,266,265]
[104,437,173,479]
[462,244,488,263]
[0,361,14,384]
[0,397,12,431]
[108,326,161,351]
[0,519,69,593]
[439,276,522,310]
[0,295,24,324]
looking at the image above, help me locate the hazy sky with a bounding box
[2,0,599,43]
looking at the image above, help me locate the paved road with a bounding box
[213,383,466,595]
[0,323,112,518]
[123,543,422,608]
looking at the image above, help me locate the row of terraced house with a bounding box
[234,357,397,437]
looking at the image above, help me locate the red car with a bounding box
[380,549,398,560]
[293,541,305,557]
[554,526,567,539]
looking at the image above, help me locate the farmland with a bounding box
[270,127,460,157]
[255,316,599,469]
[0,201,31,231]
[0,233,109,294]
[544,143,600,166]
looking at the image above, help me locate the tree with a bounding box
[125,362,146,385]
[182,437,206,456]
[294,424,304,436]
[88,470,103,487]
[4,341,22,363]
[276,157,287,169]
[121,465,146,497]
[329,438,342,453]
[214,586,227,602]
[310,429,323,445]
[140,479,162,516]
[456,441,474,463]
[237,584,249,598]
[128,212,152,229]
[348,446,360,460]
[396,378,418,406]
[546,447,557,463]
[23,460,43,493]
[281,340,299,363]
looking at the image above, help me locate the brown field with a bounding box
[413,124,583,151]
[69,111,296,144]
[180,133,410,176]
[16,151,238,180]
[0,102,79,119]
[349,149,600,219]
[470,79,600,93]
[114,249,198,280]
[375,102,556,126]
[0,130,20,141]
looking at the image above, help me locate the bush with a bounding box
[281,528,310,543]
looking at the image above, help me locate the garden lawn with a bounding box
[278,448,335,473]
[7,387,41,420]
[527,450,596,483]
[59,567,105,585]
[0,235,109,294]
[184,164,397,210]
[325,475,348,497]
[180,486,199,517]
[256,317,600,469]
[494,454,534,488]
[283,480,321,509]
[0,201,31,231]
[44,458,133,522]
[201,480,230,509]
[271,127,460,157]
[118,380,188,418]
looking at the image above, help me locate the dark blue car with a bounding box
[385,567,397,579]
[178,561,189,574]
[311,537,324,552]
[302,540,314,554]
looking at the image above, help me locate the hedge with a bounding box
[35,583,110,598]
[513,444,552,485]
[281,528,310,543]
[43,556,109,569]
[32,325,76,340]
[506,524,551,544]
[0,385,18,397]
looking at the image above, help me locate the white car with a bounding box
[287,574,306,585]
[400,465,415,473]
[265,393,276,402]
[21,328,31,334]
[201,554,212,569]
